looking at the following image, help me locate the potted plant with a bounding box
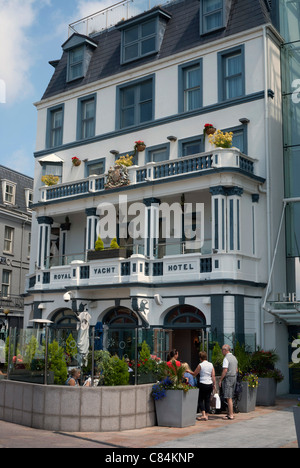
[151,362,198,427]
[134,140,146,152]
[72,156,81,166]
[115,154,134,167]
[293,401,300,447]
[238,372,259,413]
[203,123,216,137]
[137,341,159,384]
[250,348,283,406]
[41,174,60,186]
[87,236,127,260]
[208,129,233,148]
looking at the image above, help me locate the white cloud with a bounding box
[0,0,38,105]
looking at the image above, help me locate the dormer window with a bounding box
[200,0,232,35]
[117,8,171,65]
[62,33,97,83]
[69,46,85,81]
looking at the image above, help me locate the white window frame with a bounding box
[4,226,14,253]
[2,180,16,205]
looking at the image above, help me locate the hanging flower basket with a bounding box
[72,157,81,167]
[203,123,216,137]
[134,140,146,152]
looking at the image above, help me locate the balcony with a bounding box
[68,0,174,37]
[28,239,261,292]
[39,149,256,204]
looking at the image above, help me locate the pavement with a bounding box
[0,395,299,450]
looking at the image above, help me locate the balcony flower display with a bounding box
[41,174,59,186]
[203,123,216,137]
[208,129,233,148]
[115,154,134,167]
[72,156,81,166]
[134,140,146,152]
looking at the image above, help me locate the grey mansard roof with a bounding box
[0,165,33,213]
[42,0,273,101]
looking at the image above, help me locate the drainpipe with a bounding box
[261,25,271,348]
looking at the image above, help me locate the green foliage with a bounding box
[65,333,77,359]
[48,340,68,385]
[103,355,129,386]
[234,342,252,374]
[110,237,120,249]
[24,336,38,366]
[138,341,158,375]
[95,236,104,251]
[211,342,223,374]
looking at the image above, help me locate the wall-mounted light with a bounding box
[110,149,119,155]
[239,118,250,125]
[167,135,177,142]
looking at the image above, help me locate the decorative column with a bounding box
[227,187,243,252]
[60,218,71,263]
[86,208,98,251]
[143,198,160,258]
[209,186,227,253]
[37,216,53,269]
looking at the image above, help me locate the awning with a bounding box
[38,154,64,165]
[266,303,300,325]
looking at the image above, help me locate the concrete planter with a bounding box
[0,380,156,432]
[155,389,199,427]
[293,406,300,447]
[238,381,257,413]
[256,377,277,406]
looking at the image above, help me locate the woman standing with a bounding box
[189,351,216,421]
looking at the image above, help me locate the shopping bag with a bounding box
[214,393,221,409]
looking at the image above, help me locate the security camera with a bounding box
[63,291,72,302]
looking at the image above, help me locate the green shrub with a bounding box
[95,236,104,251]
[103,355,129,386]
[110,237,120,249]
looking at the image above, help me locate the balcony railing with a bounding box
[68,0,175,37]
[39,149,256,204]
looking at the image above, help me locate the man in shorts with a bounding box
[219,344,238,420]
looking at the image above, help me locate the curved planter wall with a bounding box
[0,380,156,432]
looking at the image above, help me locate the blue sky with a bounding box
[0,0,113,178]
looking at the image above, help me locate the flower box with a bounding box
[87,248,127,261]
[256,377,277,406]
[154,389,199,427]
[238,381,257,413]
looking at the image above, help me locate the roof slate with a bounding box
[42,0,272,101]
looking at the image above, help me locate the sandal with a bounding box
[222,415,234,420]
[196,417,208,421]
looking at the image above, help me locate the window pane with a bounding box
[121,108,135,127]
[122,87,135,107]
[150,148,168,162]
[125,43,139,61]
[140,101,152,122]
[142,19,156,37]
[226,76,242,99]
[87,161,104,176]
[83,100,95,119]
[182,140,202,156]
[187,89,201,110]
[140,80,152,101]
[124,26,139,44]
[141,37,156,55]
[203,0,222,13]
[205,12,222,30]
[70,47,84,64]
[186,67,200,89]
[226,54,242,76]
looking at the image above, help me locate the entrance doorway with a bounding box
[163,304,208,369]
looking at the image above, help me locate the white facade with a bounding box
[24,1,288,389]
